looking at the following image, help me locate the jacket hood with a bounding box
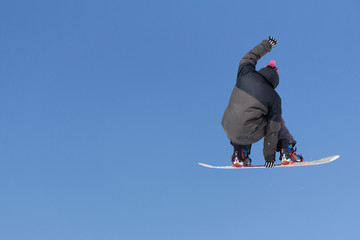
[258,66,279,89]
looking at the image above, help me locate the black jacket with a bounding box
[221,40,282,162]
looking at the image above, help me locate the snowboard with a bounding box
[198,155,340,169]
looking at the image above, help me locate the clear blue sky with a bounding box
[1,0,359,239]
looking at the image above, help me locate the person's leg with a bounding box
[277,119,303,164]
[277,118,296,150]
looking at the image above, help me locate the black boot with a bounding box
[230,144,252,167]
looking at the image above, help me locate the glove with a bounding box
[265,161,275,168]
[268,36,277,48]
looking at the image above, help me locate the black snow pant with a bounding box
[231,119,296,154]
[277,119,296,151]
[231,142,252,154]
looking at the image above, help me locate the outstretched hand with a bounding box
[268,36,277,48]
[265,161,275,168]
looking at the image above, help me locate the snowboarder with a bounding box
[221,36,303,168]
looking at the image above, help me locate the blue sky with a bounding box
[1,0,359,239]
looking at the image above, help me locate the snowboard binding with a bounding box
[280,145,304,165]
[231,149,252,167]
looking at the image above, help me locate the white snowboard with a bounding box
[198,155,340,169]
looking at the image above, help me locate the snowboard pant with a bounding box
[231,119,296,154]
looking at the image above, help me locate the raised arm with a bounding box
[239,36,277,66]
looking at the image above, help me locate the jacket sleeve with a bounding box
[263,95,282,162]
[237,40,272,76]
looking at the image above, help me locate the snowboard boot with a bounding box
[280,144,304,165]
[231,148,252,167]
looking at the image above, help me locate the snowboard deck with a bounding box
[198,155,340,169]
